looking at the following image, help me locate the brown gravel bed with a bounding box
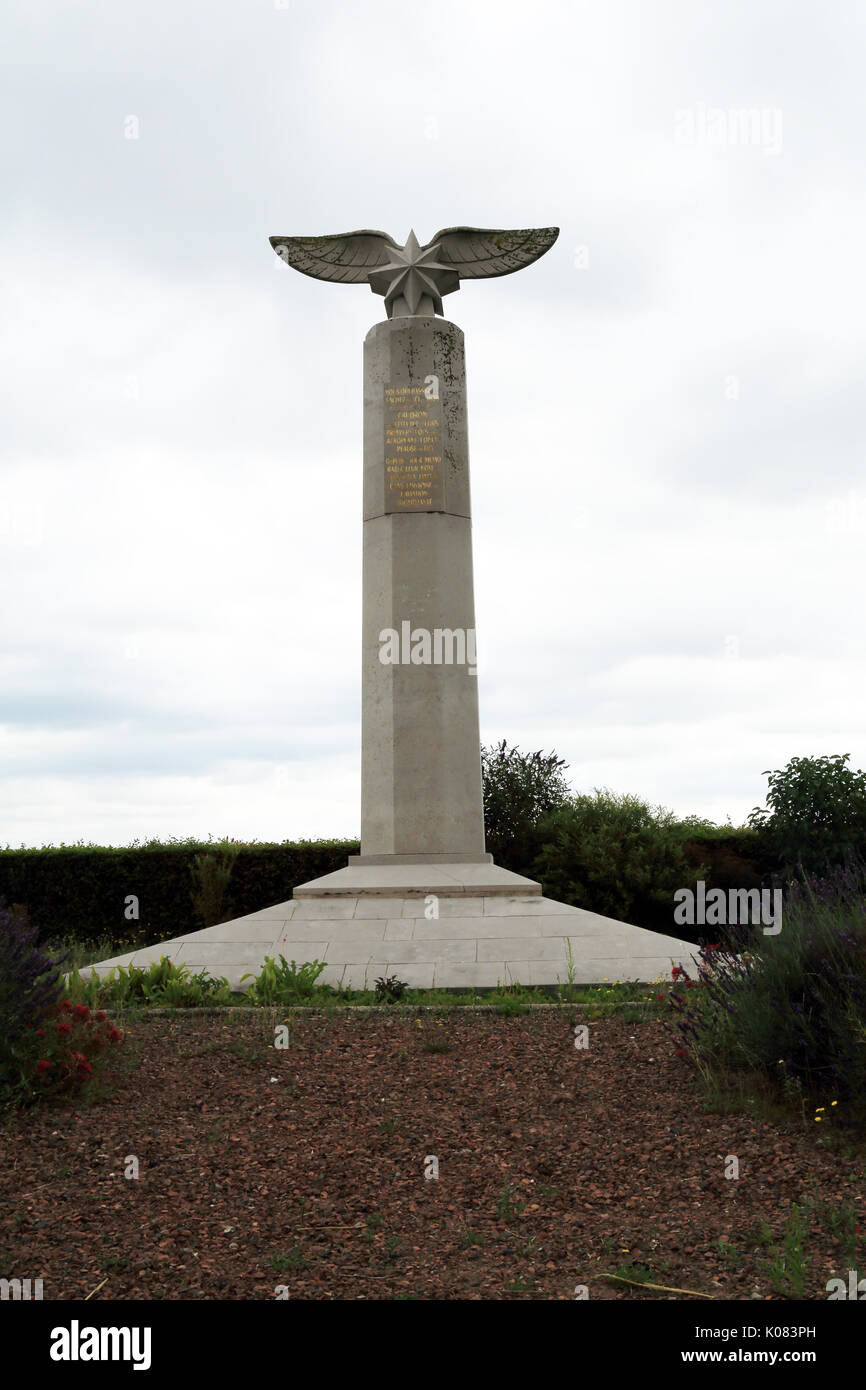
[2,1009,863,1300]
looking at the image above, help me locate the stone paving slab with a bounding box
[293,863,542,898]
[402,897,485,918]
[78,883,698,989]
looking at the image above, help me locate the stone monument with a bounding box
[271,227,558,871]
[86,225,696,990]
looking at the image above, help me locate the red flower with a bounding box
[108,1026,122,1041]
[35,1059,51,1074]
[57,1023,71,1036]
[73,1004,90,1021]
[674,1047,687,1058]
[95,1011,107,1022]
[656,993,666,1001]
[76,1059,93,1076]
[672,965,684,980]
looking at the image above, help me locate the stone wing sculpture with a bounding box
[269,226,559,317]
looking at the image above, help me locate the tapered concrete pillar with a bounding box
[358,315,488,862]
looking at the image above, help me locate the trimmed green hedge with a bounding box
[0,824,789,951]
[0,840,359,949]
[679,828,778,892]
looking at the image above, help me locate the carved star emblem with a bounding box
[367,229,460,317]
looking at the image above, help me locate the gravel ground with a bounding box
[2,1009,863,1301]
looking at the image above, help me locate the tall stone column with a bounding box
[357,314,489,863]
[83,225,705,996]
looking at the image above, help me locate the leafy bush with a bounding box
[18,1001,125,1106]
[0,899,66,1104]
[678,826,776,901]
[65,957,234,1010]
[0,899,64,1040]
[748,754,866,876]
[65,955,330,1010]
[0,898,125,1107]
[241,956,328,1006]
[374,975,408,1003]
[482,740,571,872]
[669,863,866,1128]
[189,841,241,928]
[532,790,707,934]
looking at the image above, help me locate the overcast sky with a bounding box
[2,0,864,848]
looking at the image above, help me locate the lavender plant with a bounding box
[0,900,65,1031]
[0,899,66,1101]
[668,864,866,1124]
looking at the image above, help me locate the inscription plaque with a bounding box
[383,385,444,512]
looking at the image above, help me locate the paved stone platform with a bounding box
[292,860,542,899]
[80,878,698,992]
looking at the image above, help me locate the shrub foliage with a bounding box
[669,863,866,1128]
[748,753,866,876]
[481,740,570,873]
[532,790,707,935]
[0,899,124,1108]
[0,838,358,949]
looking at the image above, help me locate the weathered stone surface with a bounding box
[77,889,697,990]
[361,316,486,860]
[78,225,703,991]
[269,226,559,319]
[293,863,540,898]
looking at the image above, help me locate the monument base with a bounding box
[294,859,540,899]
[80,862,698,991]
[349,853,494,866]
